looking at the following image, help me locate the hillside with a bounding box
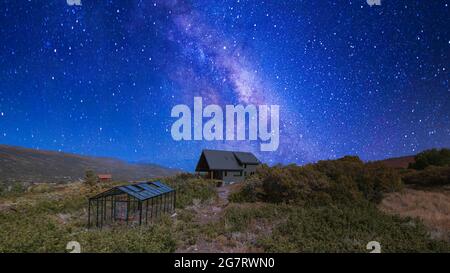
[377,155,415,169]
[0,145,179,184]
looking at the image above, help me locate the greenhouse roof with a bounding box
[89,181,174,201]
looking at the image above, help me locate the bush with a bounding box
[409,148,450,170]
[223,203,286,233]
[162,174,217,208]
[217,203,450,253]
[229,176,263,203]
[84,170,97,186]
[232,157,402,205]
[257,204,450,253]
[260,164,331,204]
[29,183,54,193]
[0,182,28,197]
[76,218,177,253]
[402,166,450,187]
[359,163,403,202]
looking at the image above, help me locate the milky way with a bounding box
[0,1,449,170]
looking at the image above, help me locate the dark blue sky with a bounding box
[0,0,449,170]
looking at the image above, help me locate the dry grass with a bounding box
[0,181,125,213]
[379,187,450,242]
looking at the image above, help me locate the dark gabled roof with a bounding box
[89,181,174,201]
[195,149,260,171]
[233,151,260,165]
[202,150,243,170]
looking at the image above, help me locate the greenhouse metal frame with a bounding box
[88,181,176,228]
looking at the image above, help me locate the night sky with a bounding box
[0,0,449,171]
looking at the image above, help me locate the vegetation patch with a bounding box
[1,153,450,253]
[228,156,450,252]
[230,156,402,205]
[408,148,450,170]
[399,148,450,187]
[380,188,450,242]
[402,166,450,187]
[162,174,218,208]
[0,176,217,253]
[259,204,450,253]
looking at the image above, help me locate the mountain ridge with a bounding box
[0,144,180,184]
[375,155,416,169]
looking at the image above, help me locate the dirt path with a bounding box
[184,186,230,225]
[217,186,231,205]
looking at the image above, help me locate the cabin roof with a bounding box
[233,151,260,165]
[195,149,260,171]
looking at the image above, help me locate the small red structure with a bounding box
[97,174,112,182]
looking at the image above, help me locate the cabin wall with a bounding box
[222,170,245,183]
[242,164,258,176]
[205,164,259,184]
[212,165,260,184]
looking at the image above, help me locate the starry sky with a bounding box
[0,0,449,171]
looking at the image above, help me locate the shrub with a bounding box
[402,166,450,187]
[223,203,286,233]
[260,164,331,204]
[358,163,403,202]
[218,203,450,253]
[313,156,365,181]
[29,183,54,193]
[162,175,217,208]
[76,218,177,253]
[229,176,263,203]
[232,157,402,205]
[409,148,450,170]
[0,182,27,197]
[258,204,450,253]
[84,170,97,186]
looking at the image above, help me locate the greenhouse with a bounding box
[88,181,176,228]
